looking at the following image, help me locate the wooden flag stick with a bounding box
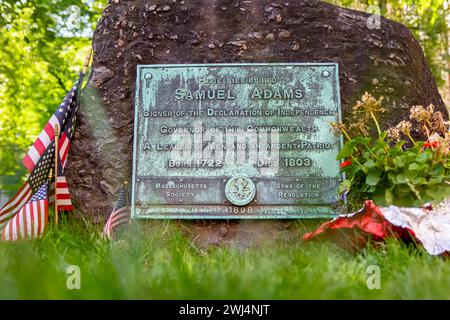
[82,47,93,74]
[54,124,59,225]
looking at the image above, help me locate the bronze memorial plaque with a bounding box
[132,63,343,219]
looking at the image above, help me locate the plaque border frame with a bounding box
[131,63,343,219]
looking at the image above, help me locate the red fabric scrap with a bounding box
[303,200,415,246]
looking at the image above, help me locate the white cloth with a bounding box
[381,198,450,255]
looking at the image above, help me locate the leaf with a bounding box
[393,156,406,168]
[430,164,444,176]
[363,159,376,168]
[411,176,426,185]
[408,163,420,171]
[385,189,394,205]
[428,176,443,184]
[372,193,387,207]
[366,170,381,186]
[336,141,356,159]
[336,137,372,160]
[416,151,432,163]
[395,173,409,184]
[0,1,103,182]
[425,184,450,204]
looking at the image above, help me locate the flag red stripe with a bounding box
[22,155,35,173]
[23,147,40,173]
[33,201,38,238]
[58,205,74,211]
[37,202,42,236]
[33,138,46,156]
[59,133,70,168]
[56,194,71,200]
[37,201,43,237]
[43,123,55,141]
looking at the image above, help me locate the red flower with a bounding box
[340,159,352,168]
[423,141,438,149]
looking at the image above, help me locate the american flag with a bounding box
[27,75,82,212]
[103,185,131,240]
[1,182,49,241]
[0,141,55,239]
[0,74,84,236]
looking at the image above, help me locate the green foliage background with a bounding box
[0,0,449,196]
[328,0,450,88]
[0,0,103,196]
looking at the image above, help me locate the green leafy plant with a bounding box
[0,1,103,194]
[333,93,450,207]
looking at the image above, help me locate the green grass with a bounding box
[0,218,449,300]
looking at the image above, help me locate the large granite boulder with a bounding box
[67,0,447,237]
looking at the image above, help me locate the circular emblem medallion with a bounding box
[225,176,256,206]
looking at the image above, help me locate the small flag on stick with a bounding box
[1,182,49,241]
[0,143,56,240]
[103,183,131,240]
